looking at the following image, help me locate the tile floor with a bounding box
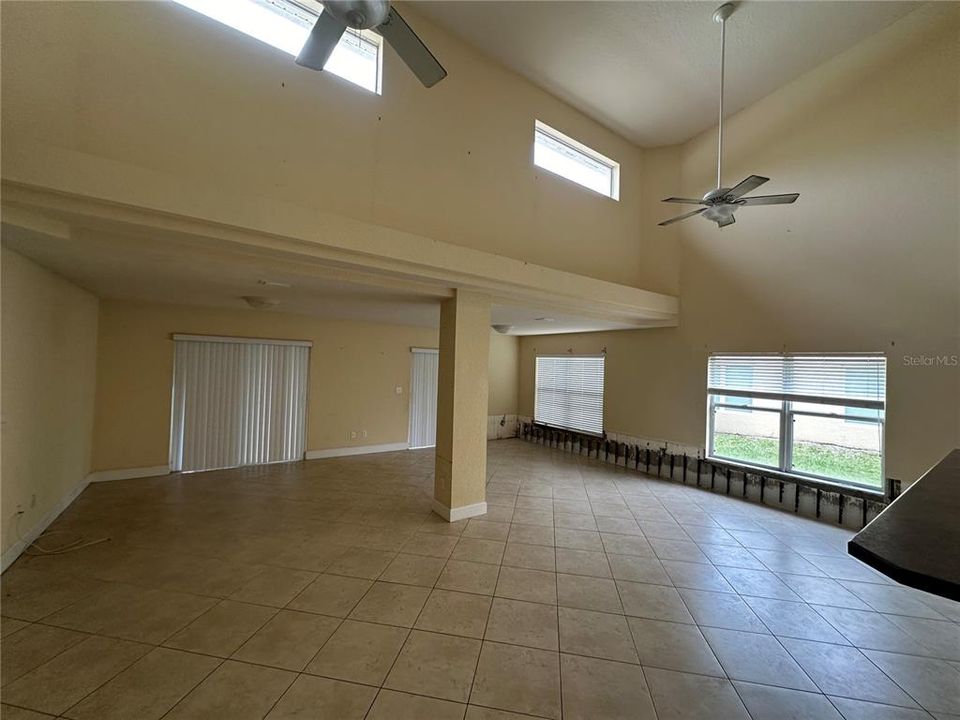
[2,439,958,719]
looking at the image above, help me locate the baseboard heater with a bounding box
[519,422,899,531]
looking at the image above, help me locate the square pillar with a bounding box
[433,290,490,521]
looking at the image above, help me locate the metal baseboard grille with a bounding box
[518,422,897,531]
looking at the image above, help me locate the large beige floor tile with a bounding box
[306,620,408,685]
[42,582,216,644]
[559,607,637,663]
[379,553,446,587]
[452,538,506,565]
[617,581,693,623]
[232,609,340,670]
[164,660,295,719]
[400,533,459,559]
[367,689,466,720]
[437,560,500,595]
[485,598,558,651]
[325,548,395,579]
[628,616,724,676]
[286,574,372,617]
[561,653,657,720]
[265,675,376,719]
[228,567,317,607]
[501,542,556,571]
[644,667,751,720]
[0,704,56,719]
[0,568,107,622]
[348,581,430,627]
[1,623,86,686]
[557,574,622,613]
[470,641,561,719]
[63,647,220,720]
[164,600,276,656]
[495,567,557,604]
[385,629,481,702]
[1,636,150,716]
[415,589,492,639]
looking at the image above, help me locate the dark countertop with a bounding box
[848,449,960,601]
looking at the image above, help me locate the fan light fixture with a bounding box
[658,3,799,229]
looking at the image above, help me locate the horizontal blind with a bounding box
[535,355,605,435]
[708,354,886,409]
[170,338,309,472]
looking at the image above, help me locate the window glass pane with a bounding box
[533,123,618,198]
[173,0,381,93]
[791,408,883,487]
[711,402,780,468]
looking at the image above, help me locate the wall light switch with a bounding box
[395,385,403,395]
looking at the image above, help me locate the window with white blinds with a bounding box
[535,355,605,435]
[170,335,310,473]
[706,354,886,490]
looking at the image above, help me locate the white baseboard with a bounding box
[1,478,90,573]
[432,500,488,522]
[305,442,409,460]
[86,465,170,483]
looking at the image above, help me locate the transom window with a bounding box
[535,355,605,435]
[706,354,886,490]
[174,0,382,94]
[534,121,620,200]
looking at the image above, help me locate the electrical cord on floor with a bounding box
[14,510,110,556]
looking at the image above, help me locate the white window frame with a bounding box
[173,0,384,94]
[534,354,605,436]
[705,353,886,492]
[533,120,620,200]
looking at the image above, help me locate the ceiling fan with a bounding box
[659,3,798,229]
[296,0,446,87]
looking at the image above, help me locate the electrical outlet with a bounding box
[350,431,358,440]
[395,385,403,395]
[362,430,368,439]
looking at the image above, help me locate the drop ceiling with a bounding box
[413,1,916,146]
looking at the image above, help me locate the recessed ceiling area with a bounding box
[413,1,916,146]
[1,223,653,336]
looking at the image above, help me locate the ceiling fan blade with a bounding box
[296,10,347,70]
[718,215,736,228]
[377,7,447,87]
[658,208,706,226]
[727,175,769,199]
[662,197,706,204]
[739,193,800,206]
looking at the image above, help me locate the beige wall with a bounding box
[93,300,439,471]
[0,0,677,295]
[488,333,519,417]
[93,299,518,471]
[1,248,99,556]
[521,5,960,483]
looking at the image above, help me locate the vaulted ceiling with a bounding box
[413,1,916,146]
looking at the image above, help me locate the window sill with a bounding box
[705,456,886,499]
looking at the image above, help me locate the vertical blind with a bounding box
[534,355,605,435]
[707,354,886,408]
[409,348,439,449]
[170,335,310,472]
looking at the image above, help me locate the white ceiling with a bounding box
[413,1,916,146]
[2,224,648,336]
